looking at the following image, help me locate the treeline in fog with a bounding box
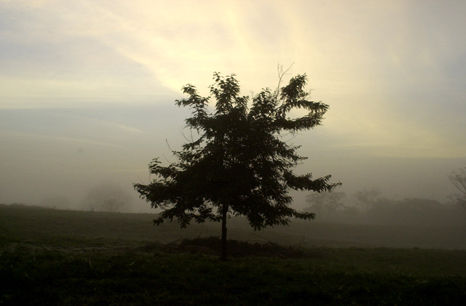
[306,189,466,226]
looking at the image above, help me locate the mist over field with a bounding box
[1,0,465,243]
[1,2,466,304]
[1,105,464,213]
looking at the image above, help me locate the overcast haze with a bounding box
[0,0,465,210]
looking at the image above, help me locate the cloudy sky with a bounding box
[0,0,465,209]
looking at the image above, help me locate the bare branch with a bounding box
[275,63,294,101]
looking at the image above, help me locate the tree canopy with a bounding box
[134,72,340,258]
[450,167,466,207]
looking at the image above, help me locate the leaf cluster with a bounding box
[134,73,340,229]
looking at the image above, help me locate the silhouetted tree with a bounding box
[450,167,466,207]
[134,72,340,259]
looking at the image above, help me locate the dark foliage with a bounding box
[134,72,339,257]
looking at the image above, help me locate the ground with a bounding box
[1,204,465,305]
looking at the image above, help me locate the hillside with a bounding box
[1,204,465,249]
[1,204,466,305]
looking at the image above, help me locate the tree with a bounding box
[450,167,466,207]
[306,191,346,219]
[134,72,340,259]
[84,183,132,212]
[354,188,383,211]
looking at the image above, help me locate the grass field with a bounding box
[1,204,466,305]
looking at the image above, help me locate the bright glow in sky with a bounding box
[0,0,465,206]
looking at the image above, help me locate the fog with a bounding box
[1,105,464,221]
[1,1,465,231]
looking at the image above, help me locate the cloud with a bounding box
[0,0,464,161]
[0,130,123,149]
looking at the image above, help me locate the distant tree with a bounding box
[306,191,346,219]
[134,72,340,259]
[85,184,132,212]
[450,167,466,207]
[354,188,383,210]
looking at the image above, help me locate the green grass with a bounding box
[2,243,466,305]
[1,204,466,305]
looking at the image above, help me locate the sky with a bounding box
[0,0,465,210]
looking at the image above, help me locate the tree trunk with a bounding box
[220,203,228,260]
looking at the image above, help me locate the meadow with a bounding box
[1,204,466,305]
